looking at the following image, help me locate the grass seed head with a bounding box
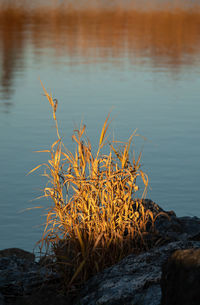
[32,83,159,291]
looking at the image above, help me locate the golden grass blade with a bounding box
[34,150,51,153]
[51,138,61,150]
[110,144,122,161]
[40,80,54,108]
[69,259,86,286]
[122,130,137,168]
[76,228,85,256]
[135,151,142,168]
[92,233,103,251]
[61,151,74,164]
[99,113,111,147]
[79,124,86,138]
[72,134,79,144]
[28,164,44,175]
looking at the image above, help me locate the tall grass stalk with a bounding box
[31,82,159,291]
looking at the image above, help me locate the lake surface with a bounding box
[0,3,200,252]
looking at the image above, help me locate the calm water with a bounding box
[0,4,200,252]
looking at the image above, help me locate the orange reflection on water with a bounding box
[0,5,200,98]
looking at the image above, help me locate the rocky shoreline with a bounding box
[1,200,200,305]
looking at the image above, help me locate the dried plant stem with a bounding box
[31,82,159,291]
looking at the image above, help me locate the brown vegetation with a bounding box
[29,83,167,291]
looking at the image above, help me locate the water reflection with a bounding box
[0,9,26,101]
[1,2,200,252]
[0,6,200,101]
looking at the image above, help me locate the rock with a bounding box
[178,216,200,239]
[0,293,5,305]
[1,201,200,305]
[76,241,200,305]
[161,248,200,305]
[140,200,200,244]
[0,248,35,262]
[10,283,71,305]
[0,248,64,305]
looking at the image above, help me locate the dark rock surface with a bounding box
[0,248,69,305]
[161,248,200,305]
[77,241,200,305]
[1,200,200,305]
[0,293,5,305]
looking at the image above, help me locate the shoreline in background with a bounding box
[0,0,200,11]
[1,4,200,99]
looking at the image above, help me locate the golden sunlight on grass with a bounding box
[30,83,166,290]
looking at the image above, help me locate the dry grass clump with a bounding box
[31,83,159,291]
